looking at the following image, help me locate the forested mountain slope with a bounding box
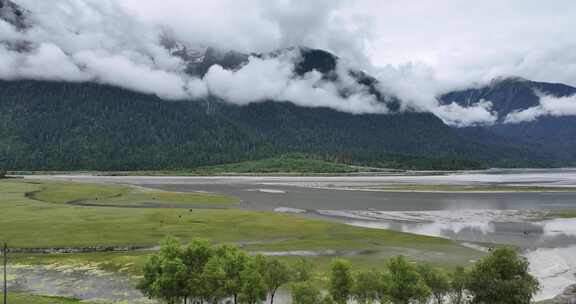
[0,80,493,171]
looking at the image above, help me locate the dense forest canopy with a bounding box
[0,80,494,171]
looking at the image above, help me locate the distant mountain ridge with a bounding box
[441,78,576,161]
[441,77,576,121]
[0,79,493,171]
[1,0,576,170]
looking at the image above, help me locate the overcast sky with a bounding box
[2,0,575,126]
[118,0,576,86]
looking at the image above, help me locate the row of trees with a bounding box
[322,249,538,304]
[138,237,302,304]
[139,238,539,304]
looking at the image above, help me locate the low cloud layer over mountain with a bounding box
[1,0,575,126]
[506,94,576,124]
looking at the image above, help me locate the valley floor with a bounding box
[0,178,479,303]
[3,169,576,302]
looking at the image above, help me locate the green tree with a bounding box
[417,263,450,304]
[138,254,162,299]
[201,256,228,304]
[450,266,468,304]
[0,169,6,179]
[182,238,215,303]
[375,271,392,304]
[351,270,381,304]
[159,237,183,260]
[182,238,214,272]
[215,244,249,304]
[291,282,322,304]
[138,237,188,304]
[320,295,335,304]
[293,258,314,282]
[262,259,292,304]
[154,258,188,304]
[180,239,214,302]
[238,262,267,304]
[386,256,430,304]
[329,259,353,304]
[466,248,539,304]
[252,254,269,276]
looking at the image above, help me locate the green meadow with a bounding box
[0,178,483,302]
[0,180,474,257]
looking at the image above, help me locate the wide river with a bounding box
[25,168,576,301]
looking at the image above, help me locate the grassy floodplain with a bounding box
[27,180,239,208]
[0,178,479,258]
[0,178,484,302]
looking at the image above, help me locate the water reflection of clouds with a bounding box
[342,169,576,187]
[414,169,576,186]
[442,197,548,212]
[543,218,576,236]
[335,209,576,249]
[348,221,496,237]
[339,209,576,301]
[320,209,534,224]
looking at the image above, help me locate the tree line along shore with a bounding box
[140,238,539,304]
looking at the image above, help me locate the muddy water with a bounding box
[318,209,576,249]
[7,264,153,303]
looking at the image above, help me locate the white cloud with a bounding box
[204,56,293,104]
[0,0,380,112]
[203,54,387,114]
[73,50,189,100]
[0,0,190,98]
[186,77,209,100]
[349,0,576,86]
[116,0,369,64]
[434,100,497,127]
[0,43,88,81]
[279,70,387,114]
[20,44,89,81]
[505,94,576,124]
[1,0,575,126]
[371,62,498,126]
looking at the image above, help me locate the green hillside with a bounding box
[0,80,551,171]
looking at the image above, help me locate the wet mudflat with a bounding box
[27,174,576,212]
[7,265,152,303]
